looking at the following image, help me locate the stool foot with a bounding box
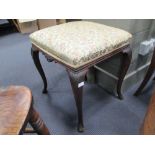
[117,46,132,100]
[78,124,84,132]
[31,47,48,94]
[42,89,48,94]
[67,69,88,132]
[118,93,123,100]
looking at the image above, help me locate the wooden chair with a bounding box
[134,47,155,96]
[141,89,155,134]
[0,86,50,135]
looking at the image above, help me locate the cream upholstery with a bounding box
[30,21,132,68]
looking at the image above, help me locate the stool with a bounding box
[134,47,155,96]
[0,86,50,135]
[30,21,132,132]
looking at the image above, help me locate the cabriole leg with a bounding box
[31,47,48,94]
[67,69,88,132]
[117,46,132,99]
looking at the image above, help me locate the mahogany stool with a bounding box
[0,86,50,135]
[140,89,155,134]
[30,21,132,132]
[134,47,155,96]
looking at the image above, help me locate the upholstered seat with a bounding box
[30,21,132,68]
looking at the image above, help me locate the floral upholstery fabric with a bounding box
[30,21,132,68]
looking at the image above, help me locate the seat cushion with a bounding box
[0,86,32,134]
[30,21,132,68]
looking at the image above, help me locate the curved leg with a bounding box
[29,106,50,135]
[31,47,48,94]
[117,46,132,100]
[67,69,88,132]
[134,48,155,96]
